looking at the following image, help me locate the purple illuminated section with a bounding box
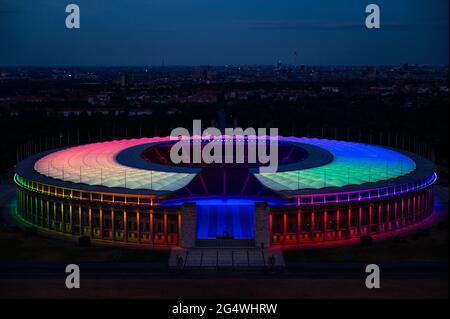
[293,172,436,206]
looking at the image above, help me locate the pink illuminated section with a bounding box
[34,137,196,191]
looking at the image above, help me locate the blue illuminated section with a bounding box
[162,196,285,207]
[196,202,254,239]
[163,197,284,240]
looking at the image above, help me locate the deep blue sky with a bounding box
[0,0,448,66]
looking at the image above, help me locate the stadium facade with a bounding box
[14,136,436,248]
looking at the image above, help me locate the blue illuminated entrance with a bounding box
[195,199,255,239]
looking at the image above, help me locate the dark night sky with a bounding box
[0,0,448,66]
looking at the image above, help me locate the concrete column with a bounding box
[180,203,197,248]
[421,192,425,216]
[422,192,426,216]
[22,192,26,219]
[35,197,40,225]
[79,206,82,236]
[22,192,25,218]
[19,191,22,216]
[28,193,32,221]
[111,209,115,241]
[25,193,29,221]
[88,207,92,237]
[37,197,40,225]
[394,200,398,229]
[419,193,423,217]
[358,207,362,235]
[283,212,287,244]
[423,192,427,216]
[431,189,434,213]
[323,210,327,241]
[420,193,425,218]
[378,202,382,232]
[47,200,50,228]
[401,199,405,227]
[31,195,34,222]
[178,210,181,245]
[53,202,57,229]
[24,192,27,220]
[99,207,103,239]
[424,191,427,215]
[32,195,35,222]
[297,210,301,243]
[124,209,128,242]
[16,191,20,216]
[69,204,73,234]
[368,204,373,234]
[418,193,422,218]
[336,208,340,239]
[254,202,270,248]
[386,202,391,230]
[40,199,44,227]
[407,197,411,225]
[347,207,352,238]
[420,193,423,218]
[61,203,65,233]
[27,193,30,220]
[424,192,427,216]
[17,191,21,217]
[428,189,433,215]
[419,193,423,218]
[18,191,21,216]
[150,210,154,244]
[24,192,27,218]
[164,211,168,245]
[137,210,141,243]
[25,192,27,219]
[23,192,25,218]
[310,210,315,242]
[17,190,20,216]
[34,197,38,225]
[33,195,36,222]
[269,211,273,245]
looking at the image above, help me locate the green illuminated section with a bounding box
[255,138,416,191]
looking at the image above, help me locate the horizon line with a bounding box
[1,63,449,68]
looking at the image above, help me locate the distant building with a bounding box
[321,86,340,93]
[206,70,217,83]
[121,73,129,88]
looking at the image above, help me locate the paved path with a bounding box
[168,247,285,270]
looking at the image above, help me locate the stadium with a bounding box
[14,136,436,249]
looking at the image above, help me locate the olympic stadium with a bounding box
[14,136,436,249]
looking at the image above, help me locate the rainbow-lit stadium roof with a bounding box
[27,136,420,195]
